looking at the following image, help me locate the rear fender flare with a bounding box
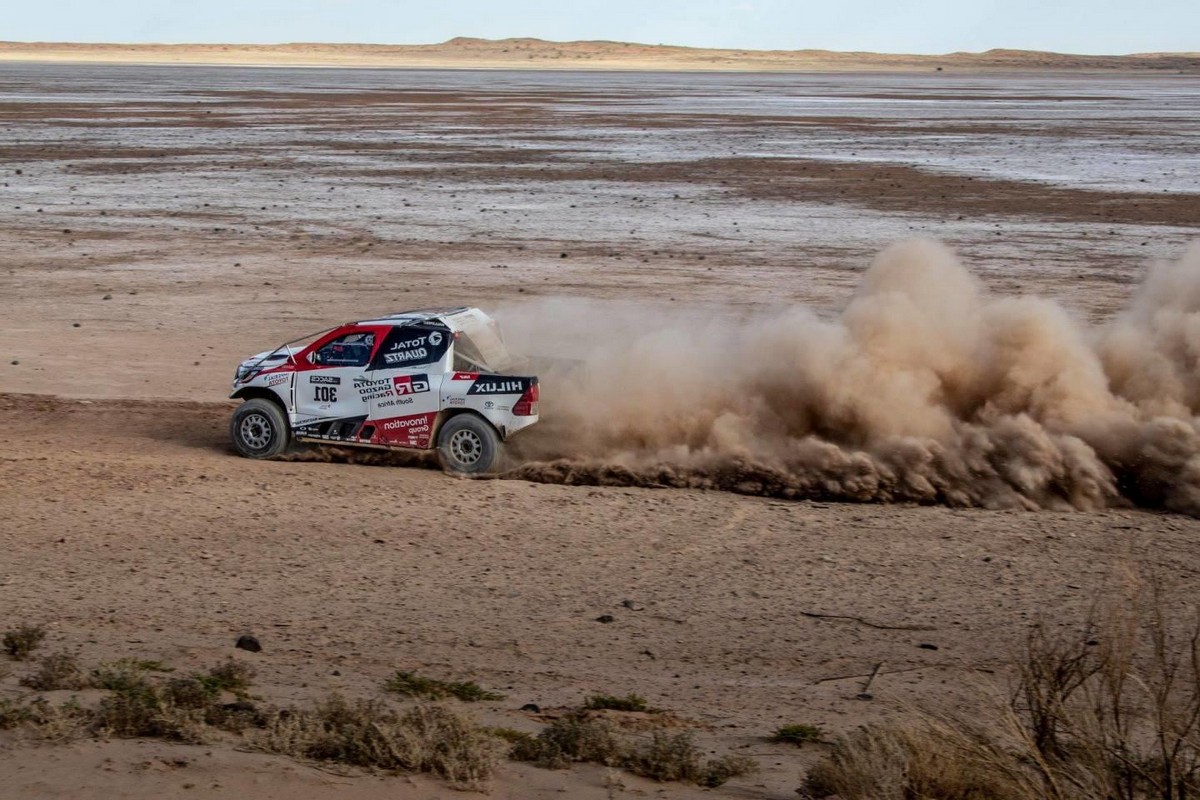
[433,409,505,442]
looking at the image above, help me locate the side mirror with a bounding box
[307,352,317,364]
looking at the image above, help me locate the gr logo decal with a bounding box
[428,331,443,346]
[392,374,431,395]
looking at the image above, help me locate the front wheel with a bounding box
[230,399,290,459]
[436,414,501,475]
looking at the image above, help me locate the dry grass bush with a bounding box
[93,660,262,742]
[624,730,757,788]
[259,695,499,789]
[771,723,825,746]
[90,659,172,691]
[802,724,1021,800]
[198,659,255,695]
[20,652,88,691]
[485,725,534,745]
[385,670,504,702]
[583,693,653,712]
[92,677,209,742]
[511,712,756,787]
[0,698,38,729]
[511,712,626,769]
[803,570,1200,800]
[0,697,90,741]
[3,624,47,660]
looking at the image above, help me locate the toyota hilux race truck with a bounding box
[228,307,538,474]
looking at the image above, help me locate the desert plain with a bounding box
[2,53,1200,798]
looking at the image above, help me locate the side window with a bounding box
[369,325,451,370]
[313,332,375,367]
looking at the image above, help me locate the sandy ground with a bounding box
[2,65,1200,798]
[4,393,1199,798]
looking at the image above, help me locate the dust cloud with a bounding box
[498,239,1200,514]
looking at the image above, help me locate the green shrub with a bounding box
[3,624,47,660]
[196,659,255,695]
[92,677,206,742]
[582,693,652,712]
[510,712,627,769]
[0,698,38,729]
[625,730,757,787]
[90,659,171,692]
[92,661,260,742]
[20,652,87,691]
[384,670,504,702]
[0,696,89,741]
[771,723,824,746]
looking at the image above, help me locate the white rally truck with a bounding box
[228,307,538,474]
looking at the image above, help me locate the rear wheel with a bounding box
[436,414,501,475]
[231,399,290,459]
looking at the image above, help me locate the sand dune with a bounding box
[1,37,1197,72]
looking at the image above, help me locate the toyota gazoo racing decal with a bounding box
[467,376,532,395]
[371,412,437,448]
[368,325,451,370]
[353,374,393,402]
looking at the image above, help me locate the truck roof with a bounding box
[355,307,515,371]
[355,307,476,329]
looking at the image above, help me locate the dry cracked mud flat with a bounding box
[2,63,1200,798]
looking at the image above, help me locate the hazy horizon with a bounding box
[2,36,1196,59]
[4,0,1197,56]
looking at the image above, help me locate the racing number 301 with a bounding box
[314,386,338,403]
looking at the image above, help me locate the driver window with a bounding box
[313,332,375,367]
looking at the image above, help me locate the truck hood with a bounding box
[241,349,291,370]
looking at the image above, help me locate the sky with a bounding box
[3,0,1197,55]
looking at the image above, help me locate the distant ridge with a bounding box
[1,37,1197,72]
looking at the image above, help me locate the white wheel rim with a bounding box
[239,412,273,450]
[449,428,484,466]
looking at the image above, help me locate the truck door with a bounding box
[362,323,452,449]
[292,327,379,441]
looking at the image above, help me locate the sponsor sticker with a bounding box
[374,412,436,447]
[266,373,290,387]
[374,396,415,409]
[451,372,479,381]
[369,326,450,370]
[310,375,341,385]
[353,375,393,401]
[384,347,428,365]
[392,374,431,395]
[382,416,429,431]
[468,378,528,395]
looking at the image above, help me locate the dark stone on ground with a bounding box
[235,634,262,653]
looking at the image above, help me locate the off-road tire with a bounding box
[231,398,290,459]
[437,414,501,475]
